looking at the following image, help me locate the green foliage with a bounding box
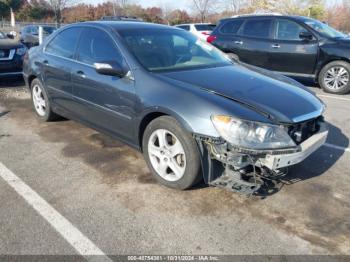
[0,1,9,18]
[16,4,50,21]
[309,4,326,20]
[3,0,22,11]
[0,0,23,18]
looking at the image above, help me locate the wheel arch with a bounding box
[137,108,194,152]
[27,75,38,89]
[316,58,350,81]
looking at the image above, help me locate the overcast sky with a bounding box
[84,0,343,12]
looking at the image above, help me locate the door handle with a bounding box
[234,40,243,45]
[76,71,86,78]
[272,44,281,49]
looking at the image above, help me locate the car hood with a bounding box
[0,39,22,49]
[161,65,324,124]
[336,37,350,46]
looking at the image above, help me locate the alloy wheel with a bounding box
[32,84,46,116]
[324,66,349,91]
[148,129,186,182]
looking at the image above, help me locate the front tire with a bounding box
[142,116,201,190]
[319,61,350,94]
[31,78,59,121]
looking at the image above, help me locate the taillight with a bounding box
[207,35,217,44]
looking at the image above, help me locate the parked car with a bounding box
[23,22,328,194]
[208,15,350,94]
[175,23,216,41]
[0,30,27,77]
[20,25,56,48]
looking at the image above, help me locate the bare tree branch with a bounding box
[47,0,80,25]
[192,0,214,23]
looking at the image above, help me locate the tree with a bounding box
[116,0,131,9]
[46,0,79,25]
[309,4,325,19]
[3,0,23,12]
[306,0,326,19]
[112,0,133,16]
[248,0,278,12]
[192,0,214,23]
[168,9,191,25]
[326,1,350,32]
[0,0,23,19]
[225,0,247,14]
[0,1,8,18]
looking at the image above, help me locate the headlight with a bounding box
[211,115,296,150]
[16,47,27,56]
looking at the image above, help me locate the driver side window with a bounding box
[275,19,310,41]
[76,28,123,66]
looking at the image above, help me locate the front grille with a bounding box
[287,116,323,145]
[0,49,16,61]
[0,49,10,58]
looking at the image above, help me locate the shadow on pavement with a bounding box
[0,111,10,118]
[0,76,25,87]
[256,122,348,198]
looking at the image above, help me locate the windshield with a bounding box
[120,29,232,72]
[0,31,7,39]
[194,24,216,31]
[302,18,346,38]
[32,26,56,35]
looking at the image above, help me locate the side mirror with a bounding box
[94,61,128,78]
[6,33,14,39]
[299,31,313,41]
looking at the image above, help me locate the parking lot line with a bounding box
[324,143,350,153]
[317,94,350,102]
[0,162,112,261]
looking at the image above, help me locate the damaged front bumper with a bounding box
[259,123,328,170]
[196,122,328,194]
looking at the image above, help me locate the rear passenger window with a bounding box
[241,19,273,39]
[276,19,309,41]
[45,27,82,59]
[76,28,123,65]
[220,20,243,34]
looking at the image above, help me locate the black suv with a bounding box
[209,15,350,94]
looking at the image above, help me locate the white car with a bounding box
[175,23,216,41]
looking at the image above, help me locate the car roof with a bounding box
[23,24,56,28]
[219,15,309,22]
[74,21,174,31]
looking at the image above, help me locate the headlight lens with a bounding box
[211,115,296,150]
[16,47,27,56]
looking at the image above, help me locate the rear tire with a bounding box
[142,116,201,190]
[31,78,60,121]
[319,61,350,94]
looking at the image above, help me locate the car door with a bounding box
[71,27,136,142]
[42,27,82,112]
[213,19,244,56]
[235,18,275,68]
[268,18,318,74]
